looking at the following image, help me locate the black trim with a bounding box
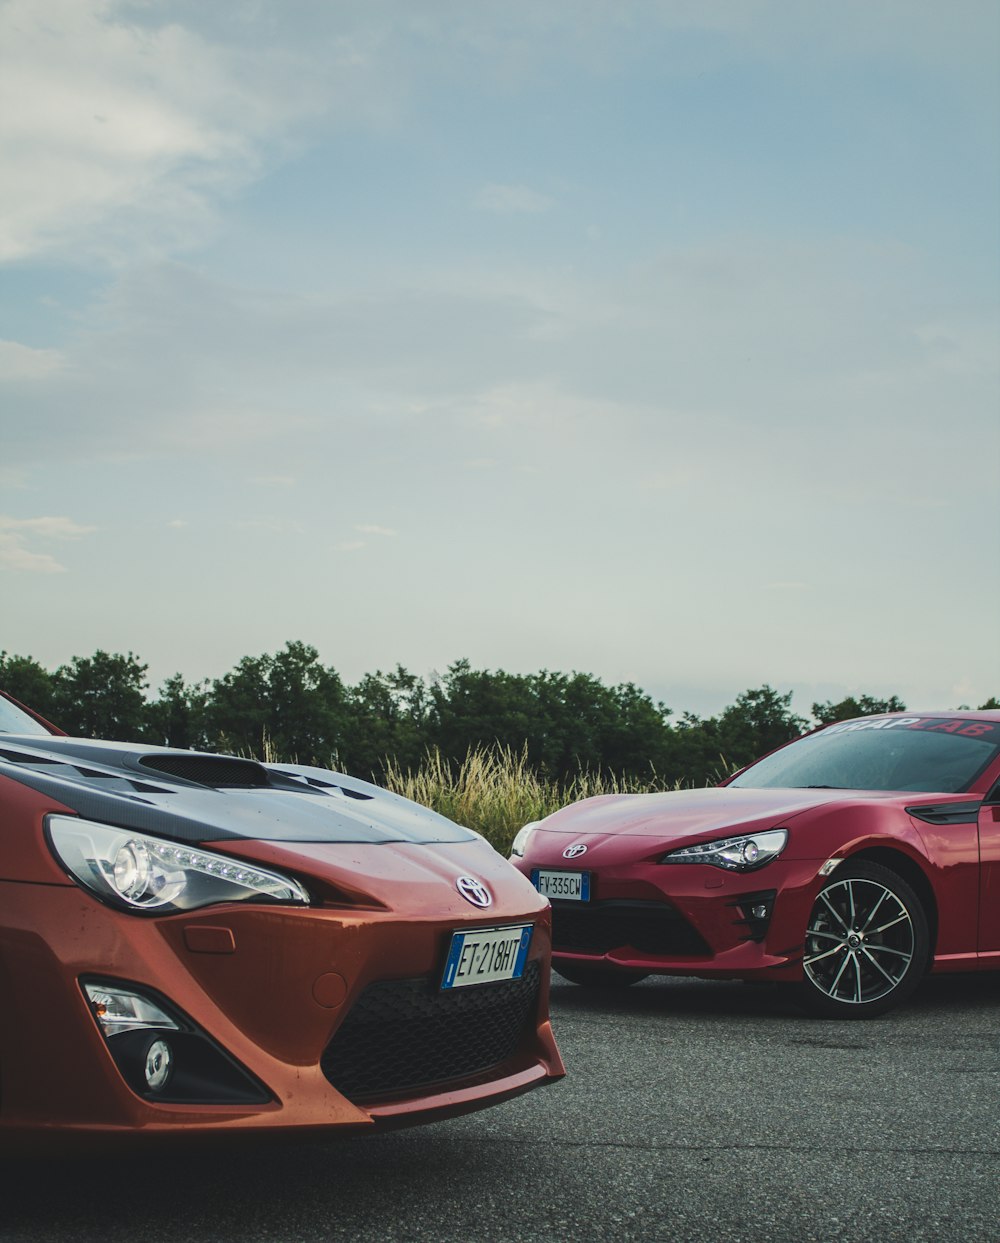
[80,976,272,1105]
[550,899,711,957]
[322,962,540,1102]
[726,889,777,942]
[906,801,981,826]
[138,754,272,788]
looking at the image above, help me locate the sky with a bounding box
[1,0,998,720]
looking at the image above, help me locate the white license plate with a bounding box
[531,869,591,901]
[441,924,533,990]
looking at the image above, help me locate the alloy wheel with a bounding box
[799,862,928,1017]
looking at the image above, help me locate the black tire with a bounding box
[554,962,649,988]
[796,861,929,1019]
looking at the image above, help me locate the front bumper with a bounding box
[519,856,829,982]
[0,881,564,1139]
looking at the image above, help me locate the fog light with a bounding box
[144,1038,173,1091]
[733,891,777,942]
[80,977,271,1105]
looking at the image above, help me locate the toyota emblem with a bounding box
[456,875,493,908]
[563,843,588,859]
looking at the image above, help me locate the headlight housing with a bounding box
[510,821,539,859]
[661,829,788,871]
[48,816,310,914]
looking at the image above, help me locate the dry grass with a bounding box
[383,744,670,855]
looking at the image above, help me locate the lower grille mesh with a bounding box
[322,960,540,1102]
[552,901,710,956]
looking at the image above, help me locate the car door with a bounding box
[977,780,1000,957]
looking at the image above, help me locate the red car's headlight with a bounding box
[510,821,540,858]
[47,815,310,914]
[661,829,788,871]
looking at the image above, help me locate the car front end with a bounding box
[509,787,936,985]
[0,737,564,1140]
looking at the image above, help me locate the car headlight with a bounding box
[48,816,310,914]
[661,829,788,871]
[510,821,539,858]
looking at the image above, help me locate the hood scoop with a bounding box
[137,754,271,789]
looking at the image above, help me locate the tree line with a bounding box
[2,642,995,789]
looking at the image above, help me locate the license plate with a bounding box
[441,924,533,990]
[531,869,591,901]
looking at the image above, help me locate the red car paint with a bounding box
[512,711,1000,1016]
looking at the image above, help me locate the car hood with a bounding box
[534,786,901,842]
[0,735,474,845]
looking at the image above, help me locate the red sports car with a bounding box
[0,692,563,1139]
[511,710,1000,1017]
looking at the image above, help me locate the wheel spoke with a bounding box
[860,946,903,986]
[804,944,844,966]
[863,942,912,962]
[859,888,889,932]
[829,952,852,998]
[820,890,849,932]
[851,954,863,1003]
[870,912,909,936]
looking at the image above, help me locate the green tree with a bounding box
[714,686,807,773]
[0,652,58,722]
[345,666,430,778]
[145,673,210,749]
[530,670,672,780]
[51,650,150,741]
[659,712,728,787]
[423,660,675,783]
[205,641,347,764]
[811,694,907,726]
[427,660,541,770]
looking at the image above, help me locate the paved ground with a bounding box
[3,972,1000,1242]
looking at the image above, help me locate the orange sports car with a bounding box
[0,692,563,1139]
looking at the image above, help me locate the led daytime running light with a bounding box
[48,816,310,914]
[662,829,788,871]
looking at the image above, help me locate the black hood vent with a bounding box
[138,754,271,789]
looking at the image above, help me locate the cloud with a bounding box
[0,515,96,573]
[0,341,64,381]
[0,516,95,538]
[355,524,397,537]
[336,540,366,553]
[231,518,305,535]
[474,183,553,214]
[0,0,334,263]
[0,537,66,574]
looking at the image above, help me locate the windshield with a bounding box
[0,695,53,737]
[730,717,1000,794]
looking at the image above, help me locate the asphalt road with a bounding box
[3,972,1000,1243]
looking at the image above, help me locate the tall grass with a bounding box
[383,744,671,856]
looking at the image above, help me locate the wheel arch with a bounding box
[843,846,939,960]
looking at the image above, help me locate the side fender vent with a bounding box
[906,801,980,826]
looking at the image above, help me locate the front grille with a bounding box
[551,900,711,957]
[321,960,540,1103]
